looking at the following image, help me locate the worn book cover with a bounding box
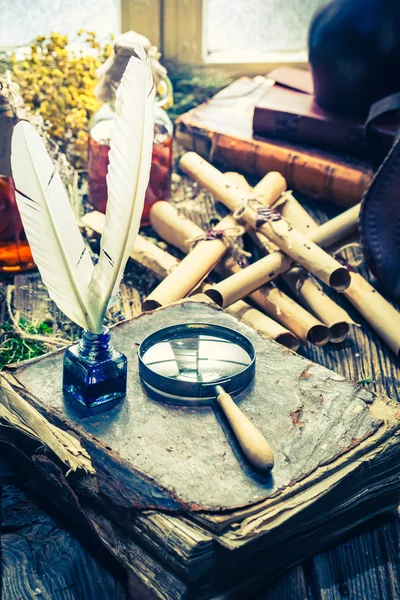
[253,68,397,159]
[175,77,373,208]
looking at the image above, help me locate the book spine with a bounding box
[176,123,372,208]
[252,109,367,159]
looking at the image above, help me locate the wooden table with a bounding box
[1,178,399,599]
[1,457,399,600]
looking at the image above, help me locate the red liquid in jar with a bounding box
[0,177,35,273]
[87,137,109,214]
[88,134,172,226]
[143,135,173,225]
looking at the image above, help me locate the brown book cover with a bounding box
[253,68,397,159]
[175,77,373,208]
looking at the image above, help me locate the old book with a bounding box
[253,67,397,159]
[175,77,373,208]
[1,301,400,599]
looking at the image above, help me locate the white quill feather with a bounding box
[10,121,99,332]
[10,44,154,334]
[89,48,155,329]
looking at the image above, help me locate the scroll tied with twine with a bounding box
[226,172,356,344]
[148,201,330,346]
[179,153,351,293]
[142,211,250,311]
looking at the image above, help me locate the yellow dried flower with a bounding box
[11,30,112,168]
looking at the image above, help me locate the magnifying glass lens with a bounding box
[141,334,252,383]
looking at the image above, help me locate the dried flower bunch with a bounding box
[11,30,113,167]
[0,72,82,218]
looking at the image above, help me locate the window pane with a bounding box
[0,0,120,47]
[205,0,324,59]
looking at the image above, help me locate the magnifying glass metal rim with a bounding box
[138,322,256,405]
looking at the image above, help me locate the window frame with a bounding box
[121,0,162,48]
[122,0,309,74]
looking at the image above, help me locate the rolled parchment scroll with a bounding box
[226,172,355,344]
[149,201,329,346]
[249,284,330,346]
[142,212,242,311]
[143,171,285,310]
[262,188,400,357]
[283,268,355,343]
[225,300,300,351]
[200,205,360,308]
[180,152,350,291]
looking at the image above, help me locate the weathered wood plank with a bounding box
[2,455,400,600]
[258,565,309,599]
[1,484,127,600]
[309,515,400,600]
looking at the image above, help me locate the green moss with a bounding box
[0,318,54,370]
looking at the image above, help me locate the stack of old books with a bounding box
[175,67,397,208]
[1,302,400,599]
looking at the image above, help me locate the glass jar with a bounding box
[88,80,173,225]
[63,326,127,410]
[0,90,34,273]
[0,177,35,273]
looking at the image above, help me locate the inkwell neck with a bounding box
[78,327,112,363]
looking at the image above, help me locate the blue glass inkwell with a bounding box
[62,327,127,409]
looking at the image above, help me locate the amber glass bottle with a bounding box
[0,90,34,272]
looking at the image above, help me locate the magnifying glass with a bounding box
[138,323,274,472]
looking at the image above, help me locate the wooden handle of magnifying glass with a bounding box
[216,387,274,472]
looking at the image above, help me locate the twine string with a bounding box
[186,225,251,268]
[334,242,364,270]
[254,206,282,229]
[232,197,282,229]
